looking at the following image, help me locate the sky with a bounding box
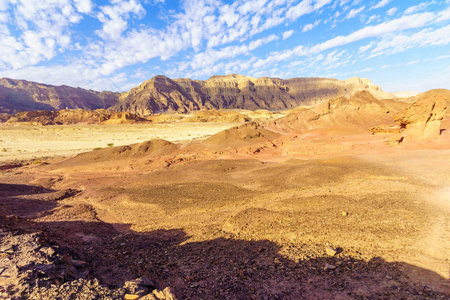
[0,0,449,93]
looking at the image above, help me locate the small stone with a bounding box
[163,287,177,300]
[325,246,338,256]
[71,259,87,268]
[341,211,348,216]
[124,294,140,300]
[324,264,336,270]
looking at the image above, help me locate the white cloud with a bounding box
[314,0,333,10]
[249,9,444,77]
[365,14,380,24]
[369,24,450,58]
[358,67,373,72]
[0,61,134,92]
[358,42,373,53]
[74,0,93,14]
[311,12,436,53]
[387,7,397,16]
[96,0,146,40]
[0,0,85,69]
[282,30,294,40]
[406,60,421,65]
[286,0,314,20]
[346,6,365,19]
[302,20,320,32]
[371,0,391,10]
[183,34,279,72]
[404,1,436,15]
[437,7,450,22]
[321,49,350,70]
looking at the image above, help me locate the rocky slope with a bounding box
[0,78,119,113]
[5,109,149,125]
[267,90,406,134]
[111,75,395,115]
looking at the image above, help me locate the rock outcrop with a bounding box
[111,75,394,115]
[393,95,447,142]
[0,78,120,113]
[268,91,403,134]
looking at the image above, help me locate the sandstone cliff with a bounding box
[111,75,394,115]
[1,75,395,116]
[0,78,120,113]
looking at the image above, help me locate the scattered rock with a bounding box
[326,246,338,256]
[325,264,336,270]
[124,276,159,296]
[341,211,348,216]
[140,287,177,300]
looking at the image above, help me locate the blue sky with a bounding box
[0,0,449,93]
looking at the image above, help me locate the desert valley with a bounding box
[0,74,449,299]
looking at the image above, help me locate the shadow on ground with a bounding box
[0,183,449,299]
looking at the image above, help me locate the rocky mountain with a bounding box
[0,78,119,113]
[1,75,395,115]
[110,75,395,115]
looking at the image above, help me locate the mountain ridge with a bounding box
[1,75,395,115]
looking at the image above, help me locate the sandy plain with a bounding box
[0,123,237,163]
[1,104,449,299]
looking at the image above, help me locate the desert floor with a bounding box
[0,122,449,299]
[0,123,237,163]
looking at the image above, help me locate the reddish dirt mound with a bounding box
[77,139,179,161]
[200,121,281,150]
[50,139,180,172]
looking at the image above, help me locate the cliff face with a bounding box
[111,74,394,115]
[0,78,120,113]
[1,75,394,115]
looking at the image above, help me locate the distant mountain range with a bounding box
[0,74,395,115]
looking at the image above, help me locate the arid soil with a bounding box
[0,123,238,163]
[1,92,449,299]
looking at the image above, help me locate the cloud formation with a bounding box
[0,0,449,93]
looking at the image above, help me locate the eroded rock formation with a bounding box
[110,75,394,115]
[393,95,447,142]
